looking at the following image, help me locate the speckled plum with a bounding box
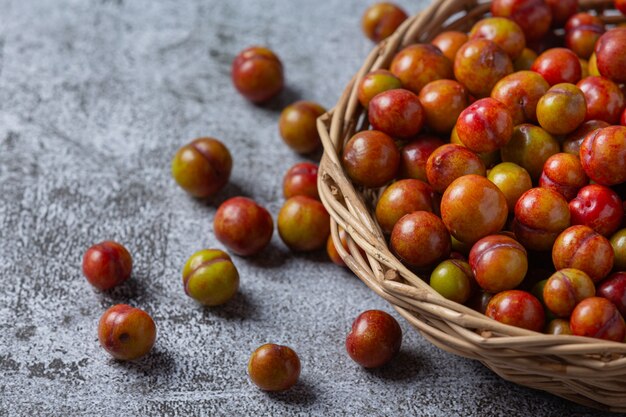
[513,187,571,251]
[536,83,587,135]
[469,17,526,59]
[375,179,435,234]
[425,144,486,194]
[278,196,330,252]
[391,211,451,267]
[357,69,403,108]
[580,126,626,186]
[214,197,274,256]
[485,290,545,331]
[456,97,513,153]
[539,153,588,201]
[390,44,453,94]
[487,162,533,212]
[491,70,550,125]
[441,175,508,244]
[368,89,425,139]
[231,46,283,103]
[182,249,239,306]
[577,76,625,124]
[361,2,408,43]
[98,304,156,361]
[570,297,626,341]
[543,268,595,317]
[454,39,513,98]
[418,79,469,134]
[342,130,400,188]
[469,234,528,292]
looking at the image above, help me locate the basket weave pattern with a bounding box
[317,0,626,411]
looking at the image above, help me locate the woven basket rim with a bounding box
[317,0,626,411]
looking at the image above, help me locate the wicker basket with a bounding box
[317,0,626,411]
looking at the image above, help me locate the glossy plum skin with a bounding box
[279,101,326,154]
[391,211,451,267]
[566,22,605,60]
[390,44,453,94]
[569,184,624,237]
[345,310,402,368]
[361,2,408,43]
[82,241,132,291]
[431,31,469,62]
[611,229,626,271]
[98,304,156,361]
[171,137,233,198]
[231,46,283,103]
[429,259,475,303]
[595,28,626,84]
[357,70,402,108]
[580,126,626,186]
[546,319,573,335]
[513,187,571,251]
[214,197,273,256]
[539,153,588,201]
[182,249,239,306]
[543,268,595,317]
[441,175,508,245]
[501,124,559,181]
[418,80,468,134]
[576,76,625,124]
[399,135,445,181]
[342,130,400,188]
[278,196,330,252]
[562,120,609,156]
[566,12,604,33]
[491,0,552,42]
[536,83,587,135]
[456,98,513,153]
[598,272,626,317]
[485,290,545,332]
[531,48,582,85]
[598,272,626,316]
[570,297,626,342]
[469,235,528,292]
[426,144,486,194]
[491,71,550,125]
[368,89,425,139]
[283,162,319,200]
[248,344,301,391]
[553,225,614,283]
[375,179,435,234]
[454,39,513,98]
[487,162,532,212]
[469,17,526,59]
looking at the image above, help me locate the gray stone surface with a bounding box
[0,0,614,416]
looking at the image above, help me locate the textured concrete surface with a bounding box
[0,0,614,416]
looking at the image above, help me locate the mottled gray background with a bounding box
[0,0,613,416]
